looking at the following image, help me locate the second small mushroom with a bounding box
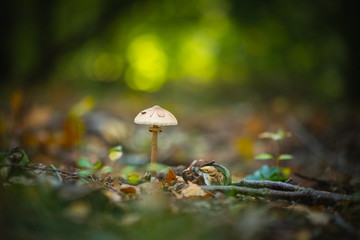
[134,105,178,175]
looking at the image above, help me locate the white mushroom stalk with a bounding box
[134,105,178,176]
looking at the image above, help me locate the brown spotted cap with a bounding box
[134,105,178,126]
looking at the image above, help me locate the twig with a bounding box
[232,179,304,191]
[50,164,62,183]
[0,163,120,194]
[201,185,360,206]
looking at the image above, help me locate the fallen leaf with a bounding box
[201,166,224,185]
[189,159,215,168]
[108,145,123,162]
[175,176,185,184]
[180,182,212,198]
[165,167,177,186]
[119,184,138,196]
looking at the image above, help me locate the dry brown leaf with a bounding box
[180,182,212,198]
[165,167,177,186]
[119,184,138,196]
[200,166,224,184]
[175,176,185,184]
[189,159,214,168]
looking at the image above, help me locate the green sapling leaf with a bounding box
[278,154,293,160]
[255,153,274,160]
[78,170,93,177]
[77,157,93,169]
[109,145,123,162]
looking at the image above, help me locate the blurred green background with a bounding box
[1,0,358,104]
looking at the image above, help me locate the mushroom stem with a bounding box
[149,125,162,177]
[151,130,158,165]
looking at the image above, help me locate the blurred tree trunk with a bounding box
[25,0,139,88]
[0,0,140,91]
[0,1,16,90]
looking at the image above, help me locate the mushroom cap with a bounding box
[134,105,178,126]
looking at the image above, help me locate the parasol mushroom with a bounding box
[134,105,178,176]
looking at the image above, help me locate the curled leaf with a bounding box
[213,164,232,185]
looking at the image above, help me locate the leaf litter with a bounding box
[1,97,360,239]
[1,151,359,240]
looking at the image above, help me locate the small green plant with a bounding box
[246,165,287,181]
[76,145,123,177]
[255,129,293,167]
[247,130,293,181]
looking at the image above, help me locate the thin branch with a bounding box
[201,185,360,206]
[1,163,120,193]
[232,179,304,191]
[50,164,62,183]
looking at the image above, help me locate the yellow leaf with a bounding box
[109,151,123,162]
[280,167,292,177]
[70,96,95,117]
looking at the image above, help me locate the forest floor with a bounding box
[1,90,360,240]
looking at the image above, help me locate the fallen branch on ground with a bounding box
[232,179,304,191]
[201,185,360,206]
[0,163,121,193]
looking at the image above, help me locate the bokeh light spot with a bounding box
[125,34,168,92]
[179,32,218,83]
